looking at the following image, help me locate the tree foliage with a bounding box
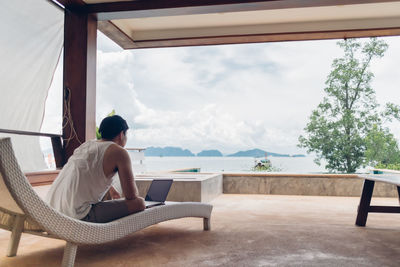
[365,124,400,166]
[298,38,398,173]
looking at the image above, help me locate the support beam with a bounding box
[87,0,400,21]
[63,9,97,160]
[108,27,400,50]
[92,0,400,49]
[53,0,86,9]
[98,20,136,49]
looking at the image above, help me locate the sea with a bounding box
[133,155,370,174]
[43,151,369,174]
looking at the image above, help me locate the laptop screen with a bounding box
[145,179,173,202]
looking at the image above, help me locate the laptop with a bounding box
[145,179,173,208]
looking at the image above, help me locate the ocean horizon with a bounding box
[42,150,370,174]
[133,155,370,174]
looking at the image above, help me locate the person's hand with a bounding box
[109,186,121,199]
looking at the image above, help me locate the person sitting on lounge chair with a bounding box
[46,115,145,223]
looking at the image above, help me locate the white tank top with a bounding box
[46,140,115,219]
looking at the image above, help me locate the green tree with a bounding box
[365,124,400,166]
[298,38,392,173]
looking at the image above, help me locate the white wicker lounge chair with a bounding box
[0,137,212,267]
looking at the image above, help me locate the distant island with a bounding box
[291,154,306,158]
[145,146,195,157]
[227,148,290,157]
[143,146,305,157]
[197,150,223,157]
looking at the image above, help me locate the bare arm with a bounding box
[116,148,139,200]
[103,144,139,200]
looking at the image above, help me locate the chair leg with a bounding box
[203,217,211,231]
[62,242,78,267]
[7,215,25,257]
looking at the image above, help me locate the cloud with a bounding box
[131,104,259,153]
[370,36,400,140]
[43,33,400,155]
[114,39,342,153]
[96,50,140,124]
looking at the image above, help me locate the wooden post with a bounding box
[63,9,97,160]
[51,136,65,168]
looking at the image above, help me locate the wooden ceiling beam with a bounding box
[98,20,136,47]
[117,27,400,49]
[87,0,400,21]
[51,0,87,10]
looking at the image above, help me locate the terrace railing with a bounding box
[0,128,64,168]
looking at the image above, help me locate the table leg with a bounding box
[355,179,375,227]
[397,186,400,205]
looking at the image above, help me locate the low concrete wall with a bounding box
[137,180,202,202]
[28,171,398,198]
[201,173,223,203]
[136,173,223,202]
[223,173,398,197]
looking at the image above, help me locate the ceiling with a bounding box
[79,0,400,49]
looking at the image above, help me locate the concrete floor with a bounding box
[0,192,399,266]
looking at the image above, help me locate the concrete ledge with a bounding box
[28,171,397,198]
[223,174,398,197]
[136,173,223,202]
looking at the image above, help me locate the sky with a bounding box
[41,33,400,155]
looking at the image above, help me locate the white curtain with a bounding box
[0,1,64,171]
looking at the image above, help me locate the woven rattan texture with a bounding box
[0,138,212,245]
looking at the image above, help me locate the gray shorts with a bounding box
[81,199,131,223]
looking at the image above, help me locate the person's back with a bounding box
[46,140,115,219]
[46,115,145,223]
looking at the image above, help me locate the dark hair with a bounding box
[99,115,129,140]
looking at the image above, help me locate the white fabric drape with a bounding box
[0,1,64,171]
